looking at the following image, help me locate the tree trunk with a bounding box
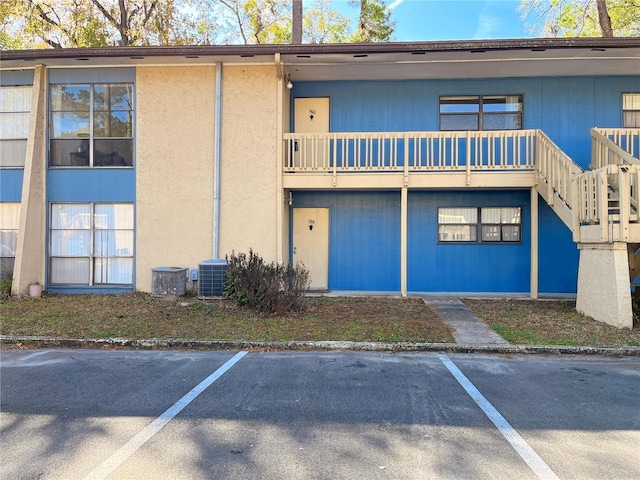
[596,0,614,37]
[292,0,303,44]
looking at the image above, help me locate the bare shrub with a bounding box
[225,249,310,314]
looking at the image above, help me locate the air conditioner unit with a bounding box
[198,259,228,299]
[152,267,188,297]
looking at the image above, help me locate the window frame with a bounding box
[439,95,524,131]
[438,206,522,244]
[622,93,640,128]
[0,85,32,168]
[0,202,20,278]
[48,202,134,286]
[49,82,134,168]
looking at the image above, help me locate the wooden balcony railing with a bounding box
[283,130,537,175]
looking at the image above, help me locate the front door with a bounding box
[293,97,330,168]
[293,207,329,290]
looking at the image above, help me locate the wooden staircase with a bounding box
[535,127,640,328]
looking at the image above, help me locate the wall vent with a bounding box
[198,259,228,299]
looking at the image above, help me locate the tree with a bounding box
[303,0,351,43]
[1,0,208,49]
[349,0,394,42]
[519,0,640,37]
[1,0,396,49]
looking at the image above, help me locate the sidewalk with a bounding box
[420,297,511,346]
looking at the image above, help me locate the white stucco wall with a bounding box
[219,65,279,261]
[135,66,216,292]
[576,243,633,329]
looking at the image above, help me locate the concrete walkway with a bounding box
[421,297,511,346]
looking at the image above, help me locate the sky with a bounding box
[334,0,534,41]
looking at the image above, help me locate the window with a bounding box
[0,203,20,278]
[623,93,640,128]
[49,203,134,285]
[438,207,521,243]
[0,85,31,167]
[439,95,523,131]
[49,83,133,167]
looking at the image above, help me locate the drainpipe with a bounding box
[213,62,223,258]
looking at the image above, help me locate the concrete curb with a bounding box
[1,335,639,356]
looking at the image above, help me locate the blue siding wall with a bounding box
[291,76,640,169]
[293,191,401,291]
[47,170,135,202]
[290,190,574,294]
[0,170,24,201]
[538,198,579,294]
[408,190,532,293]
[0,70,34,86]
[48,67,135,83]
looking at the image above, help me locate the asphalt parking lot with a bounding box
[1,349,639,480]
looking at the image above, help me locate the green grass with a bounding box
[466,299,640,347]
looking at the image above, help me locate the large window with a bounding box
[49,83,133,167]
[623,93,640,128]
[0,203,20,278]
[49,203,133,285]
[0,85,31,167]
[438,207,521,243]
[439,95,523,131]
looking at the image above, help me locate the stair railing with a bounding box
[591,128,640,169]
[535,130,583,230]
[573,164,640,243]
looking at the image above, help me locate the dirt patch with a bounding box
[0,293,454,344]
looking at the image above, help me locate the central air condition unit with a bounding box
[198,259,228,299]
[152,266,188,297]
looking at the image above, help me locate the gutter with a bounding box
[213,62,222,259]
[3,37,639,63]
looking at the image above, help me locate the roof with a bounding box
[2,37,639,81]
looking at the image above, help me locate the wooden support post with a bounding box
[530,187,539,299]
[400,186,408,297]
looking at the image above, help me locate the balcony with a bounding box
[282,129,538,189]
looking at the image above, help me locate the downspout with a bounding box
[213,62,223,258]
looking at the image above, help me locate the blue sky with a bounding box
[334,0,534,41]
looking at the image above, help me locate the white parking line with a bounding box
[83,351,248,480]
[438,354,560,480]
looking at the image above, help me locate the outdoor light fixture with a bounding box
[286,75,293,89]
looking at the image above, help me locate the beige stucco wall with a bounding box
[136,66,216,292]
[12,65,47,295]
[219,65,279,261]
[576,243,633,329]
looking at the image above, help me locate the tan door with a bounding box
[293,97,330,168]
[293,207,329,290]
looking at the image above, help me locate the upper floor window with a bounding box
[623,93,640,128]
[0,85,31,168]
[49,83,133,167]
[439,95,523,131]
